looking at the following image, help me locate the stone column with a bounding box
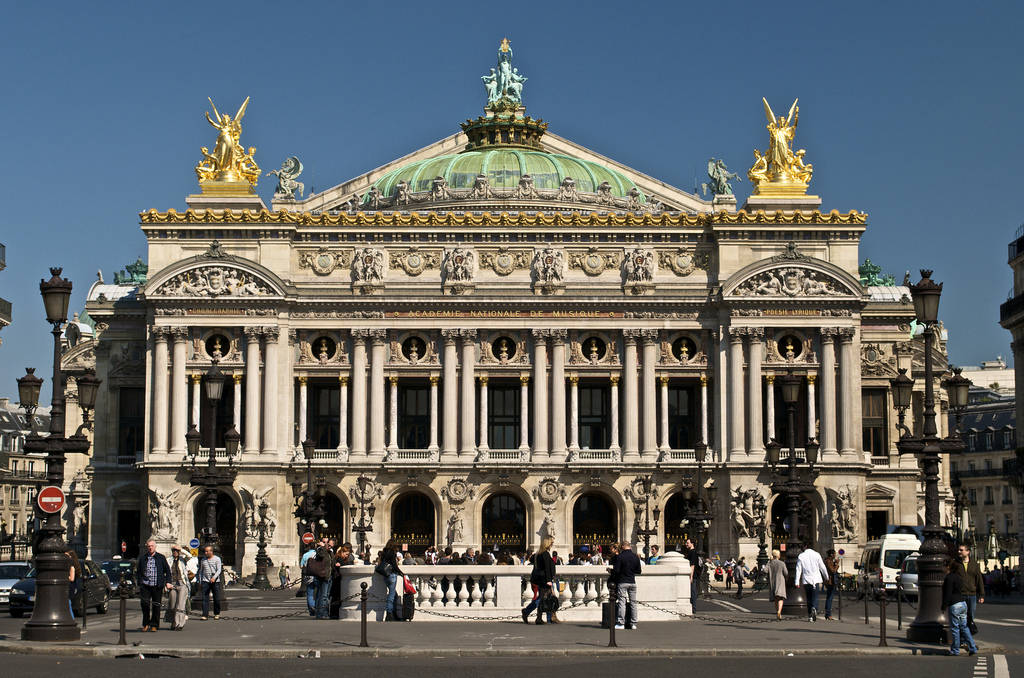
[609,375,621,452]
[338,376,349,453]
[622,330,640,462]
[191,374,201,428]
[388,375,399,451]
[478,375,489,452]
[531,330,549,455]
[428,376,439,452]
[727,328,746,458]
[700,374,709,445]
[441,329,459,459]
[568,375,579,451]
[659,375,670,453]
[746,328,764,455]
[369,329,387,457]
[169,328,188,455]
[807,374,817,442]
[837,328,856,455]
[262,327,279,454]
[640,330,659,460]
[819,328,838,456]
[151,328,169,454]
[460,330,477,456]
[519,375,530,453]
[244,327,262,454]
[298,376,308,443]
[232,374,242,430]
[350,331,368,456]
[765,374,776,442]
[550,330,567,459]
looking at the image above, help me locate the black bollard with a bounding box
[837,576,842,621]
[896,577,902,630]
[80,590,87,631]
[878,589,888,647]
[117,588,127,646]
[359,582,368,648]
[864,585,869,625]
[607,583,618,648]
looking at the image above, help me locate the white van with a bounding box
[856,533,921,595]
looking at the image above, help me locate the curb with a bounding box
[0,641,1007,659]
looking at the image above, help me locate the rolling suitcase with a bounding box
[402,592,416,621]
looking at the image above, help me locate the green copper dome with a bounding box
[368,149,645,201]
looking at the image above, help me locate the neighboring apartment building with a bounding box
[0,242,10,345]
[0,398,51,551]
[1000,224,1024,573]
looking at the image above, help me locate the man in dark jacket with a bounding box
[610,541,642,630]
[954,543,985,626]
[136,539,172,632]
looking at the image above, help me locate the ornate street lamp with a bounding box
[766,372,818,616]
[683,440,714,593]
[252,500,272,590]
[184,360,238,611]
[20,268,97,642]
[893,269,969,643]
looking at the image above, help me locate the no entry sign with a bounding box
[37,486,66,514]
[302,532,315,545]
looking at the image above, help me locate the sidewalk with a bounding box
[0,594,1005,658]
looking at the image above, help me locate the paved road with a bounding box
[0,655,1015,678]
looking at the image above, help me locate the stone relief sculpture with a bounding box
[702,157,740,197]
[352,248,386,284]
[155,266,272,297]
[734,267,846,297]
[468,174,495,200]
[480,247,530,276]
[240,486,277,540]
[446,509,465,546]
[540,510,557,540]
[390,248,440,276]
[596,181,615,205]
[730,487,759,538]
[570,248,620,277]
[623,248,655,283]
[299,247,351,276]
[515,174,539,199]
[557,177,578,201]
[831,485,858,540]
[430,176,452,201]
[443,248,476,283]
[394,180,412,206]
[149,488,181,540]
[532,247,564,284]
[266,156,304,199]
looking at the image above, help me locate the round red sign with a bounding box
[301,532,315,545]
[37,486,66,514]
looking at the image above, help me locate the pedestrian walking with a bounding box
[610,541,642,630]
[768,549,789,619]
[734,557,748,599]
[823,549,839,620]
[682,538,700,612]
[278,562,289,589]
[521,536,556,625]
[375,541,405,621]
[198,545,223,620]
[795,542,829,622]
[136,539,172,631]
[943,559,978,656]
[65,550,82,619]
[954,543,985,634]
[167,545,191,630]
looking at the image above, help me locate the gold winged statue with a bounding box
[196,96,260,190]
[748,97,813,195]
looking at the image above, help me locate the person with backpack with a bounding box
[610,541,643,630]
[305,538,333,619]
[300,544,317,615]
[521,536,556,625]
[375,541,405,621]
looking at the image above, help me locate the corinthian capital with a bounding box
[531,328,549,340]
[746,327,765,341]
[244,326,263,340]
[368,328,388,343]
[819,326,841,339]
[351,328,372,339]
[639,329,659,343]
[727,326,747,341]
[549,328,568,340]
[169,327,190,340]
[459,329,478,339]
[441,329,461,343]
[837,327,856,341]
[262,326,280,341]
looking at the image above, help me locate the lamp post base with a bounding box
[906,619,948,644]
[780,582,809,616]
[21,623,81,642]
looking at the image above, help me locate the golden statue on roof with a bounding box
[749,97,813,195]
[196,97,260,192]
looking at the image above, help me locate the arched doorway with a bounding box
[391,492,434,556]
[319,493,345,544]
[769,492,815,551]
[193,491,237,566]
[572,493,618,554]
[663,492,696,553]
[481,493,526,553]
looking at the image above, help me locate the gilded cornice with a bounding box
[139,208,867,227]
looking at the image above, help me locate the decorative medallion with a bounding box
[533,478,565,504]
[570,248,620,276]
[299,247,351,276]
[658,248,703,277]
[481,248,529,276]
[349,476,383,503]
[390,248,440,276]
[442,478,474,504]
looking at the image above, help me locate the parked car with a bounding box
[856,533,921,597]
[898,552,919,599]
[100,558,138,596]
[9,559,111,618]
[0,562,32,607]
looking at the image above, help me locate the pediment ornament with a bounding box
[734,266,849,297]
[154,265,274,297]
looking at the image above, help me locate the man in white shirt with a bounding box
[794,542,829,622]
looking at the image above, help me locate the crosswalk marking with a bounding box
[994,654,1009,678]
[977,619,1021,627]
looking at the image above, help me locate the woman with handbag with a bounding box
[768,549,789,620]
[521,536,556,625]
[375,541,406,621]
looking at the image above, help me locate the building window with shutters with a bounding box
[862,389,887,456]
[487,381,520,449]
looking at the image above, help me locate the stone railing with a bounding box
[337,552,692,621]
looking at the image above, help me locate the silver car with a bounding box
[898,553,919,599]
[0,562,31,607]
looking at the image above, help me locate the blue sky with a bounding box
[1,1,1021,400]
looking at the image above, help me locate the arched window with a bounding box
[572,493,617,553]
[391,493,435,556]
[481,494,526,552]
